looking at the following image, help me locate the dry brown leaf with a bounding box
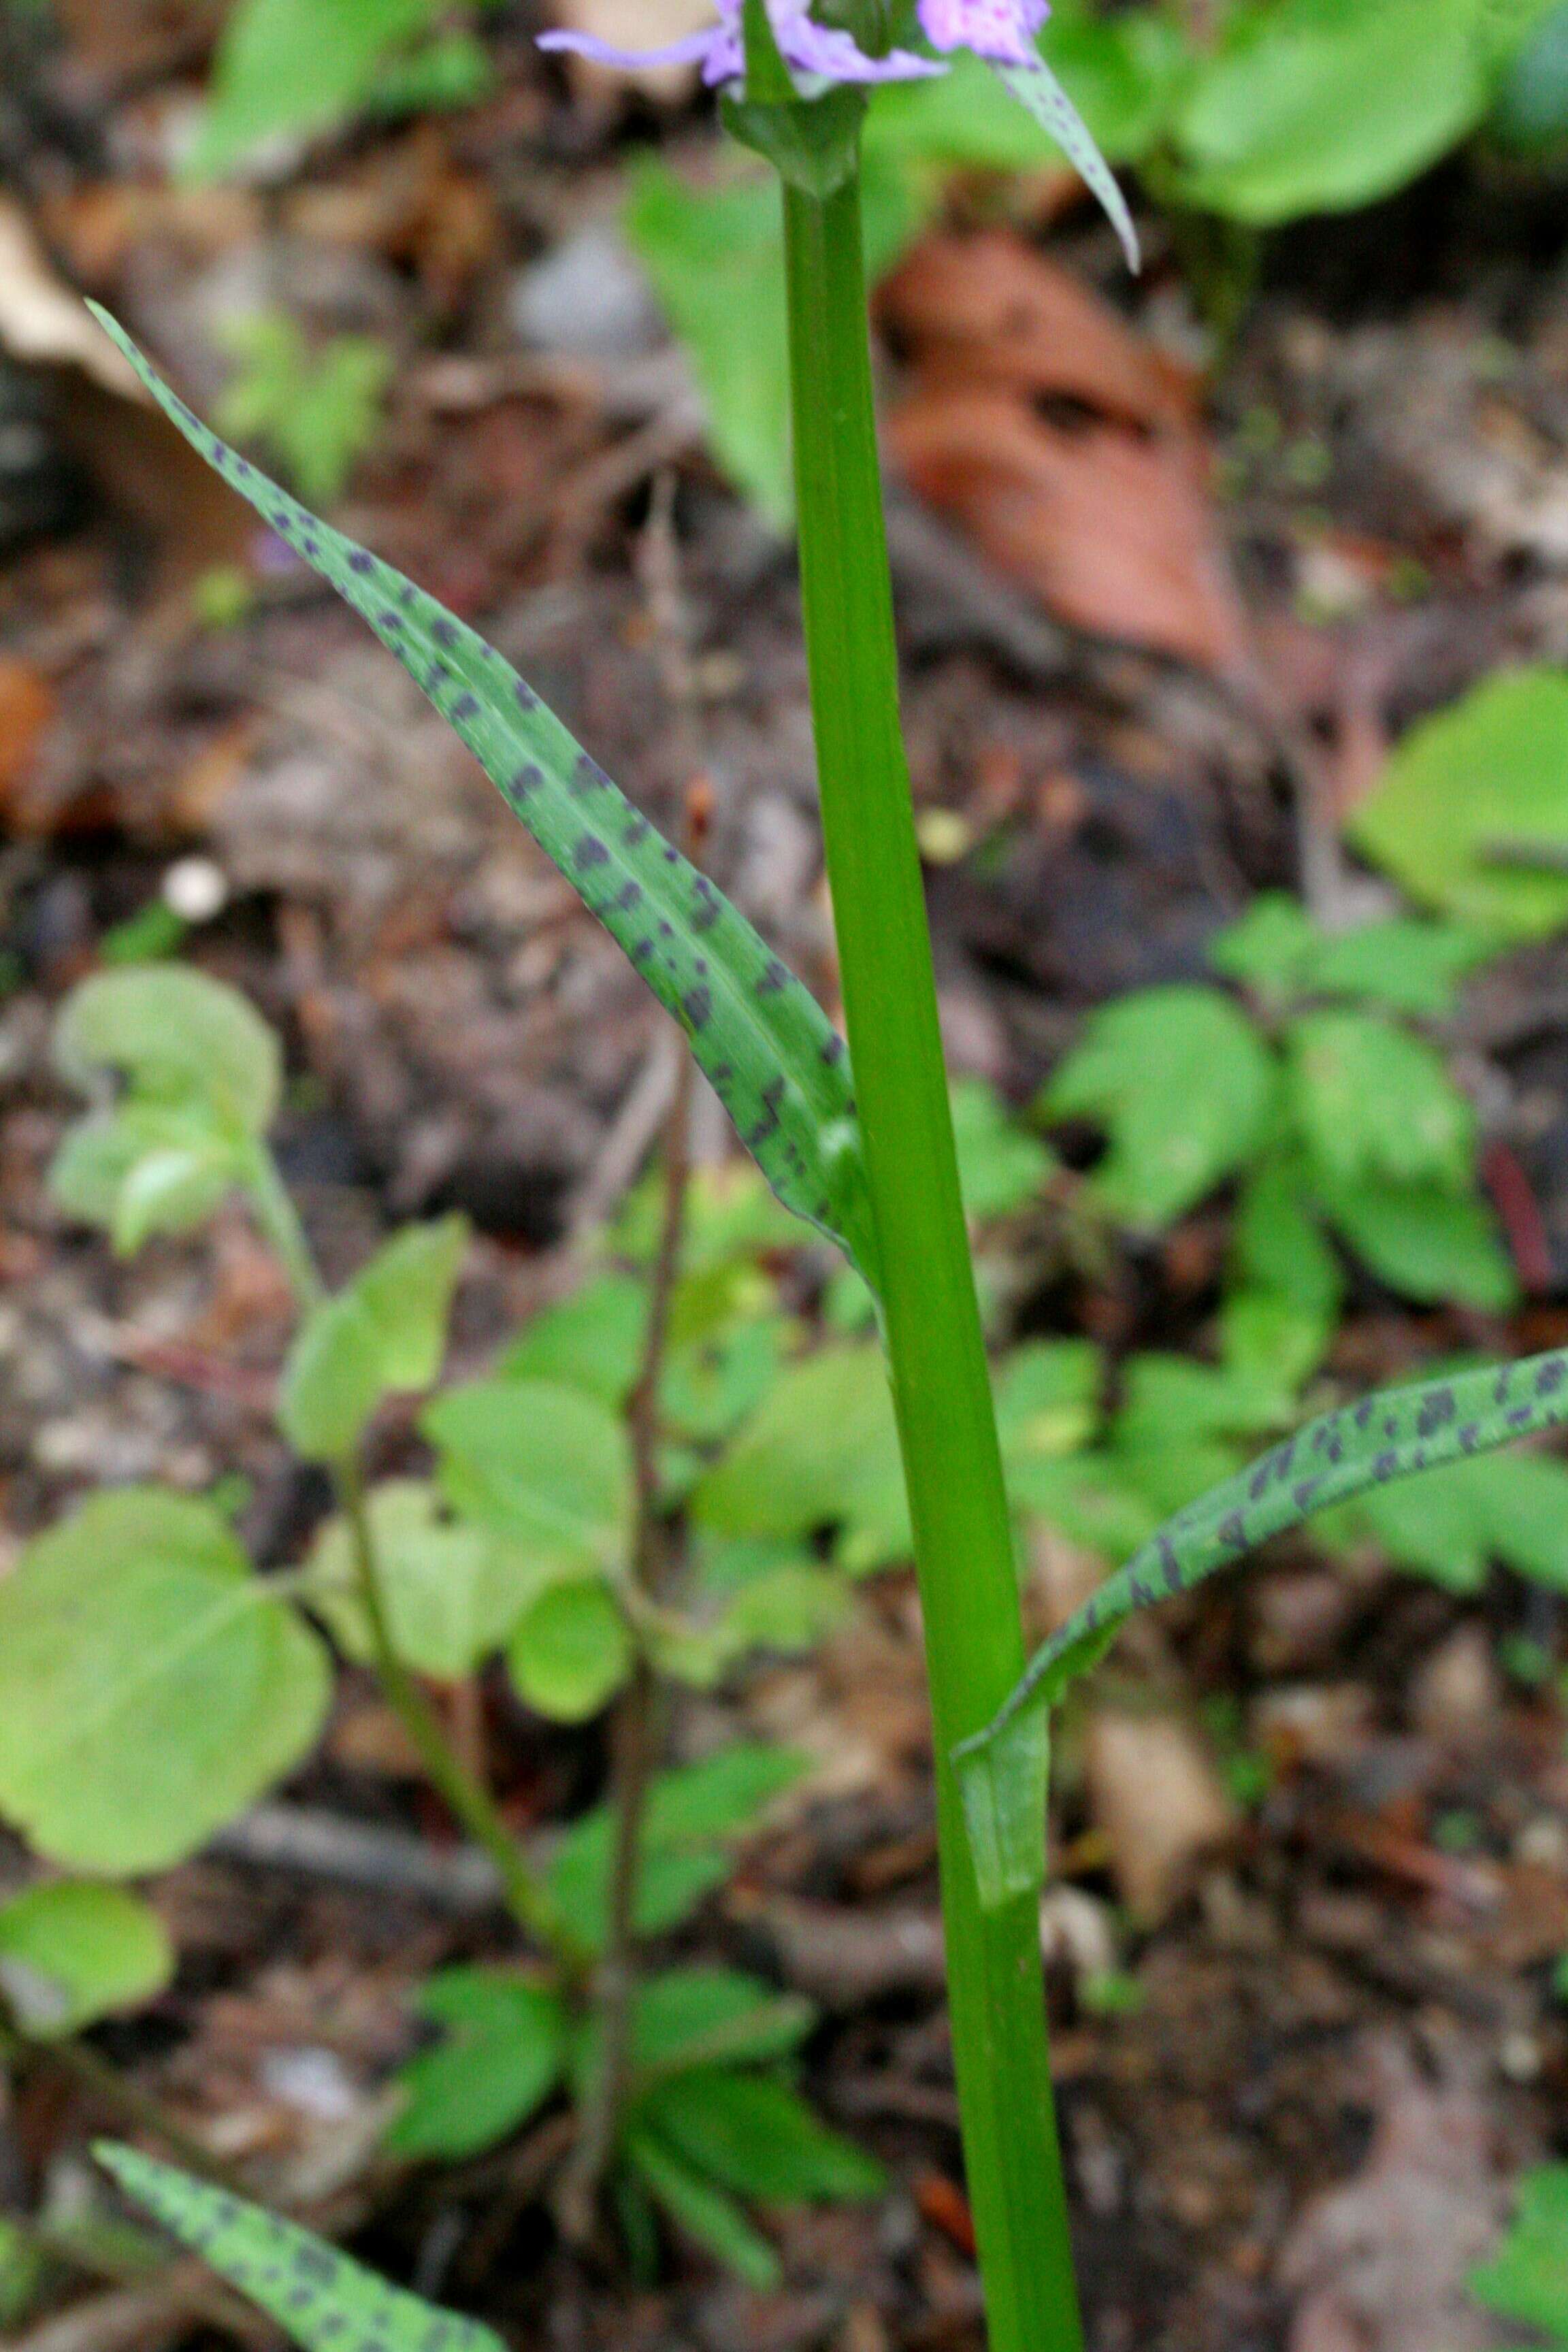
[0,659,56,815]
[883,233,1245,670]
[891,390,1244,670]
[881,231,1196,430]
[1083,1707,1237,1923]
[1279,2035,1511,2352]
[0,197,141,395]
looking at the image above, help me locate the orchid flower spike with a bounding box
[539,0,1139,271]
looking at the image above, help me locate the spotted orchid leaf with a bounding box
[94,2144,505,2352]
[997,59,1140,274]
[89,308,877,1292]
[956,1341,1568,1906]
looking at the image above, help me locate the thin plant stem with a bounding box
[0,2012,243,2193]
[244,1143,325,1313]
[336,1464,572,1963]
[782,172,1082,2352]
[238,1137,567,1961]
[558,741,705,2244]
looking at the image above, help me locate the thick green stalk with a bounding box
[782,175,1081,2352]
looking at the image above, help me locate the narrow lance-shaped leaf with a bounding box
[956,1341,1568,1907]
[996,60,1141,275]
[95,2144,506,2352]
[89,308,877,1292]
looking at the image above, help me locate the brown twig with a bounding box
[0,2012,244,2194]
[556,477,710,2247]
[11,2263,274,2352]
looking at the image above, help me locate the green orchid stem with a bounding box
[782,172,1081,2352]
[336,1465,572,1965]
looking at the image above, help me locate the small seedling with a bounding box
[215,312,392,507]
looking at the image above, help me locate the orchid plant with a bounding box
[69,5,1568,2349]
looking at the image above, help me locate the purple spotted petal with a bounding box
[917,0,1047,65]
[768,0,942,80]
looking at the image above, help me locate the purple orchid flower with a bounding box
[538,0,1138,268]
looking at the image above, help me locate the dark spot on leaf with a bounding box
[452,692,479,722]
[572,753,611,795]
[1373,1451,1397,1481]
[616,881,642,910]
[748,1077,785,1148]
[1218,1512,1245,1550]
[623,814,650,847]
[822,1034,846,1065]
[1537,1358,1566,1396]
[575,835,610,870]
[691,879,721,932]
[348,551,373,574]
[684,985,713,1029]
[1416,1388,1456,1438]
[514,678,538,710]
[1292,1479,1320,1512]
[1354,1399,1373,1429]
[757,958,787,994]
[512,763,543,797]
[431,617,458,649]
[1459,1422,1480,1452]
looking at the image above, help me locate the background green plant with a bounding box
[214,312,393,506]
[188,0,496,180]
[0,957,898,2287]
[16,869,1568,2303]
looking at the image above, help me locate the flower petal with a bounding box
[536,24,720,68]
[917,0,1047,65]
[768,0,942,80]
